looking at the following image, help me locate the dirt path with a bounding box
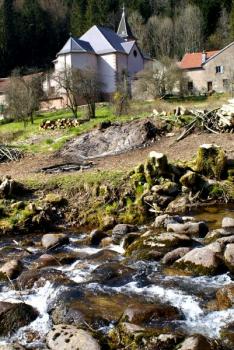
[0,132,233,181]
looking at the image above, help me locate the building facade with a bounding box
[180,42,234,94]
[43,7,149,107]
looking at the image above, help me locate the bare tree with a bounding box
[147,15,173,58]
[113,70,130,117]
[134,58,188,99]
[54,67,102,119]
[174,4,204,57]
[128,11,148,53]
[6,73,44,126]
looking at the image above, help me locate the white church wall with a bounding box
[98,53,117,93]
[71,53,97,71]
[127,44,144,76]
[116,53,128,75]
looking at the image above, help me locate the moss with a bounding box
[195,145,227,180]
[44,193,66,206]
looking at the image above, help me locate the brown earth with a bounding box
[0,131,233,181]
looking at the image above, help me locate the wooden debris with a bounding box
[0,145,22,163]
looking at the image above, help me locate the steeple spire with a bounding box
[117,4,135,41]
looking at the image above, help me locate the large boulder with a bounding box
[222,217,234,229]
[167,221,208,237]
[46,325,100,350]
[216,284,234,310]
[178,335,217,350]
[162,247,191,265]
[112,224,138,244]
[88,229,108,246]
[0,259,23,279]
[41,234,69,250]
[174,247,220,275]
[0,302,38,336]
[166,196,190,215]
[224,244,234,272]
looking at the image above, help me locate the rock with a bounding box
[178,335,215,350]
[166,196,190,215]
[154,214,183,228]
[222,217,234,229]
[180,171,206,192]
[100,237,113,247]
[0,302,38,336]
[206,241,223,254]
[44,193,65,206]
[0,345,25,350]
[91,262,134,287]
[112,224,138,244]
[224,244,234,272]
[87,249,120,263]
[220,322,234,348]
[41,234,69,250]
[0,259,23,279]
[17,268,71,289]
[204,228,234,244]
[88,229,108,246]
[194,144,227,180]
[126,231,191,258]
[33,254,60,269]
[167,221,208,237]
[122,232,142,249]
[216,284,234,310]
[162,247,191,265]
[121,303,181,325]
[108,322,182,350]
[151,181,180,197]
[174,247,220,275]
[46,325,100,350]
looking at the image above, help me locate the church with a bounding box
[43,7,149,108]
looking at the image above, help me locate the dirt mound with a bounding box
[60,119,158,161]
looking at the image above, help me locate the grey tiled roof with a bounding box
[58,37,95,55]
[121,40,135,54]
[80,25,127,54]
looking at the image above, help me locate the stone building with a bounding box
[179,42,234,94]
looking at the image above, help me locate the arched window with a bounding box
[133,49,138,57]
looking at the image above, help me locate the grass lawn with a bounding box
[0,94,229,155]
[0,102,153,154]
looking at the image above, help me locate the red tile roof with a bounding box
[179,51,219,69]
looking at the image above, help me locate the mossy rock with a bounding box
[108,322,183,350]
[180,171,206,192]
[194,144,227,180]
[44,193,66,206]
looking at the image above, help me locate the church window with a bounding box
[133,50,138,57]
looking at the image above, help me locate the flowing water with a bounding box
[0,206,233,349]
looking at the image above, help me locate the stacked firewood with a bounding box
[0,145,22,163]
[152,100,234,142]
[40,118,80,130]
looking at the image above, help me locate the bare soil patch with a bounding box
[0,131,233,181]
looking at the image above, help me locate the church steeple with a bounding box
[117,4,135,41]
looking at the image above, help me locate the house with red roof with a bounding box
[179,42,234,93]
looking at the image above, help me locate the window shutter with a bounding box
[221,66,224,73]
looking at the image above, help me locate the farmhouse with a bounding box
[180,42,234,94]
[43,6,149,109]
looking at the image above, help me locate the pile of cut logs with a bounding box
[40,118,80,130]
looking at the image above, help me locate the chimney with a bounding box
[202,50,207,64]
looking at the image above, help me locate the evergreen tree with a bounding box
[70,0,87,36]
[0,0,15,76]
